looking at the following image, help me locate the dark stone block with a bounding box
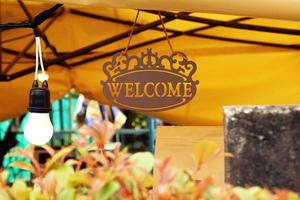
[224,106,300,192]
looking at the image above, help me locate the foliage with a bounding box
[130,113,147,129]
[0,120,299,199]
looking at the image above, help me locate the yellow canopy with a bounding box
[1,2,300,125]
[41,0,300,21]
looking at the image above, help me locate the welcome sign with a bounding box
[101,49,199,111]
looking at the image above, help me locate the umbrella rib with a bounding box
[145,10,300,36]
[70,16,252,66]
[18,1,71,68]
[2,33,34,44]
[72,30,300,67]
[71,35,178,66]
[18,0,62,57]
[69,9,180,34]
[15,9,250,67]
[2,6,65,74]
[2,48,35,59]
[2,8,300,81]
[188,33,300,49]
[2,15,178,81]
[69,12,300,66]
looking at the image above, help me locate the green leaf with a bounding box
[95,181,120,200]
[248,187,273,200]
[44,146,75,173]
[76,147,89,158]
[9,180,31,200]
[57,188,75,200]
[0,188,11,200]
[141,174,154,188]
[29,189,49,200]
[129,152,154,172]
[129,152,154,189]
[9,161,36,174]
[68,170,90,188]
[288,192,300,200]
[174,171,189,185]
[65,159,79,167]
[194,140,219,167]
[55,164,74,190]
[1,170,9,183]
[234,187,254,200]
[4,152,22,159]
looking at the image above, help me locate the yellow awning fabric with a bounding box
[39,0,300,21]
[1,2,300,125]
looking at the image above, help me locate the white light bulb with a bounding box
[37,73,49,82]
[24,113,53,145]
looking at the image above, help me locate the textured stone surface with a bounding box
[224,106,300,192]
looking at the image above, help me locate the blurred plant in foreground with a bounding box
[0,121,299,200]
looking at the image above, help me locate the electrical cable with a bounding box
[34,37,46,80]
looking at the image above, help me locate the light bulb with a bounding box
[24,113,53,145]
[25,80,53,145]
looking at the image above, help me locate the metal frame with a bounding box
[1,1,300,81]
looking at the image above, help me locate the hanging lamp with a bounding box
[24,37,53,145]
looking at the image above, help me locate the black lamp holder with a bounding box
[28,80,51,113]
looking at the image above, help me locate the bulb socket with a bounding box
[28,80,51,113]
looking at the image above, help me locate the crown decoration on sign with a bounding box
[101,11,199,112]
[103,48,197,81]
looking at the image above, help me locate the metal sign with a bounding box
[101,48,199,111]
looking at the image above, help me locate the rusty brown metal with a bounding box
[102,48,199,111]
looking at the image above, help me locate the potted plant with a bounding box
[0,121,299,200]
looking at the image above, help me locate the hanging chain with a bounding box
[123,10,185,59]
[158,11,175,55]
[123,10,140,56]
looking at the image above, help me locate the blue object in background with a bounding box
[0,120,12,141]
